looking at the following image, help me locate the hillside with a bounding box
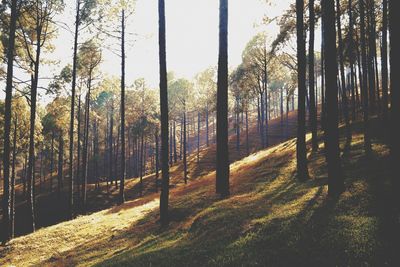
[3,109,298,238]
[1,117,398,266]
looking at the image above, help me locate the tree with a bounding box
[77,39,102,210]
[158,0,169,227]
[308,0,318,152]
[359,0,372,154]
[389,0,399,202]
[381,0,388,121]
[335,0,351,147]
[322,0,344,196]
[1,0,18,244]
[69,0,99,219]
[296,0,309,181]
[216,0,229,197]
[119,7,126,204]
[169,78,193,183]
[18,0,63,232]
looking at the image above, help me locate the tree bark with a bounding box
[158,0,170,227]
[309,0,318,151]
[360,0,372,153]
[10,116,18,239]
[322,0,344,196]
[381,0,389,120]
[1,0,18,243]
[216,0,230,197]
[119,9,126,204]
[336,0,351,147]
[68,0,81,219]
[296,0,309,181]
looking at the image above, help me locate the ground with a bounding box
[1,117,398,266]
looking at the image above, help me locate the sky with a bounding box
[2,0,297,102]
[49,0,291,88]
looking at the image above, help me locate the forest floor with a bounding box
[1,116,399,266]
[1,110,298,238]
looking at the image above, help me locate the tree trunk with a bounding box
[109,100,114,189]
[348,0,357,121]
[296,0,309,181]
[82,87,91,211]
[236,98,240,153]
[50,130,55,192]
[155,132,159,192]
[68,0,81,219]
[197,112,200,163]
[173,120,177,163]
[360,0,372,153]
[245,108,249,155]
[309,0,318,151]
[119,9,126,204]
[336,0,351,147]
[183,110,188,184]
[76,94,81,198]
[140,127,144,195]
[158,0,170,227]
[57,133,64,199]
[27,21,44,234]
[216,0,230,197]
[322,0,344,196]
[10,116,18,239]
[206,106,209,146]
[389,0,400,202]
[1,0,18,243]
[381,0,389,120]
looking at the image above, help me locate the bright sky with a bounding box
[48,0,291,89]
[2,0,297,102]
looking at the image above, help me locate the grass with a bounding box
[1,116,398,266]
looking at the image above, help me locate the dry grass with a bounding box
[1,116,397,266]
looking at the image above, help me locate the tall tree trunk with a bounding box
[69,0,81,219]
[236,98,240,152]
[322,0,344,196]
[360,0,372,153]
[245,108,249,155]
[296,0,309,181]
[82,87,91,211]
[381,0,389,120]
[183,110,188,184]
[1,0,18,243]
[206,106,209,146]
[140,127,144,195]
[309,0,318,151]
[216,0,230,197]
[50,130,55,192]
[57,133,64,199]
[180,118,183,160]
[321,24,326,131]
[367,0,376,113]
[336,0,351,147]
[155,132,159,192]
[173,120,177,163]
[348,0,357,121]
[389,0,400,203]
[119,9,126,204]
[10,116,17,239]
[109,100,114,189]
[158,0,170,227]
[27,21,43,233]
[197,112,200,163]
[259,92,265,147]
[76,94,81,198]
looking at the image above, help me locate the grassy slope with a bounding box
[1,117,398,266]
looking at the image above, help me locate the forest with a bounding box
[0,0,399,266]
